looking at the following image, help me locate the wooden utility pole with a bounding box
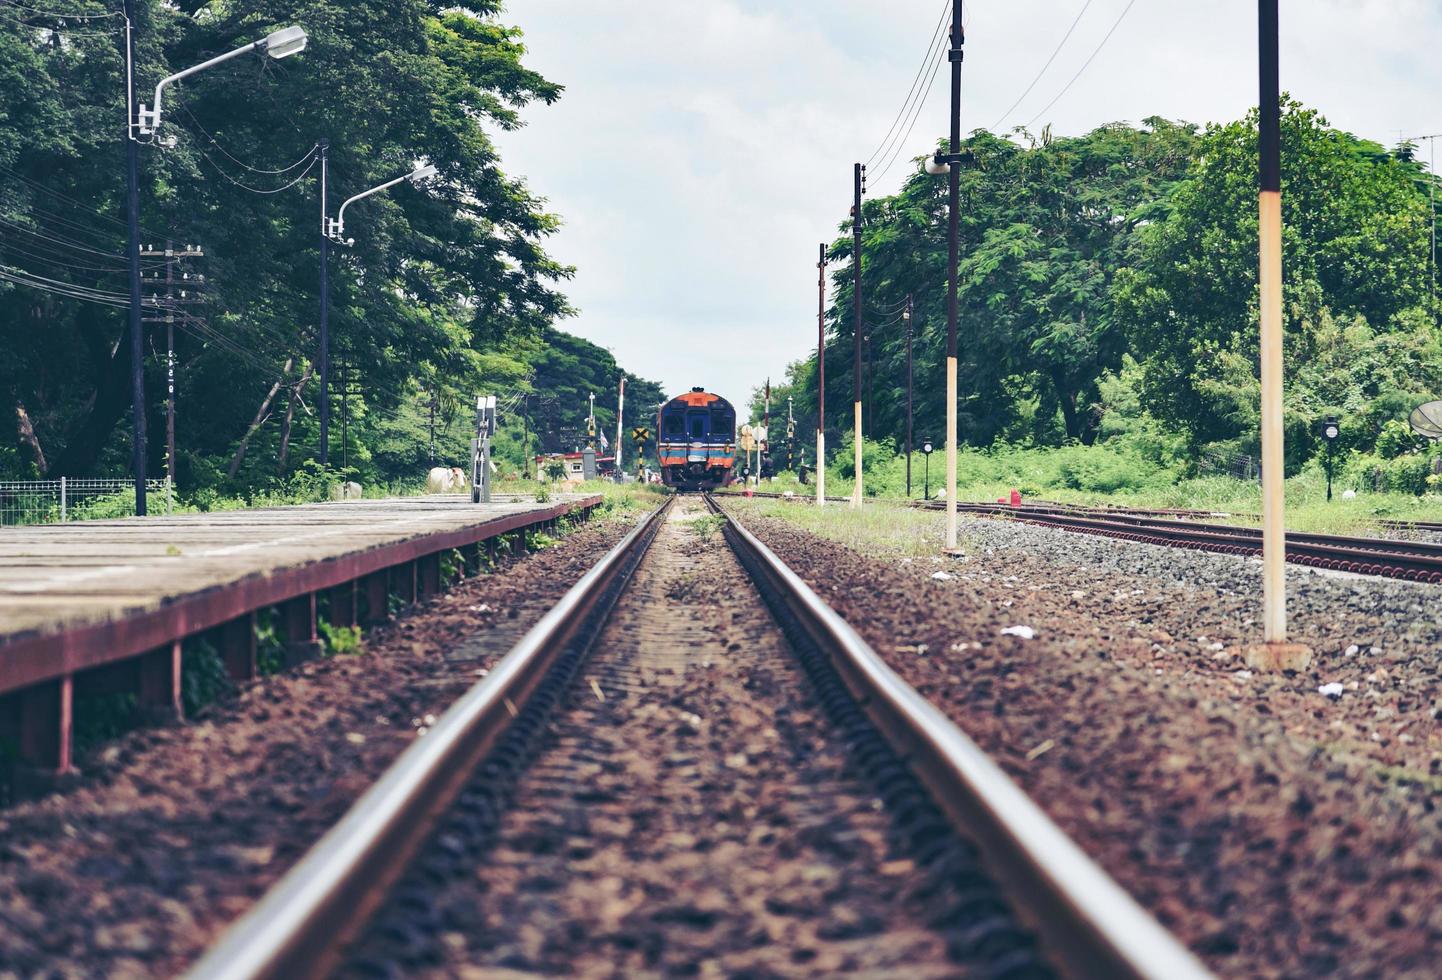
[1249,0,1310,670]
[817,242,827,507]
[852,162,864,508]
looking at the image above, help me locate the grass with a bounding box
[748,446,1442,537]
[725,495,959,558]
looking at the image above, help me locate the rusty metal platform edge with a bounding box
[0,496,602,696]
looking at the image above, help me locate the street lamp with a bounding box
[122,6,308,515]
[1320,414,1340,501]
[135,26,308,136]
[921,439,934,501]
[317,160,438,465]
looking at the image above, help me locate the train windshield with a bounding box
[687,412,707,439]
[663,412,685,437]
[712,409,734,437]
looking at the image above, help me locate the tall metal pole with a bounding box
[1253,0,1306,668]
[905,293,913,497]
[852,162,864,508]
[615,377,625,477]
[124,0,148,515]
[817,243,827,507]
[943,0,963,548]
[318,140,331,467]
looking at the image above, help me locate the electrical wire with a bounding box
[0,264,128,306]
[987,0,1096,131]
[0,215,131,261]
[868,41,948,184]
[197,150,319,195]
[863,0,951,170]
[0,164,182,241]
[1024,0,1141,129]
[177,104,317,176]
[0,0,117,17]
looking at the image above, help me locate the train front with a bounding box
[657,389,737,491]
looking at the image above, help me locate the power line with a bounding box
[1024,0,1142,129]
[0,163,181,240]
[869,40,948,184]
[177,103,318,176]
[988,0,1097,131]
[0,0,118,17]
[196,150,319,195]
[864,0,951,170]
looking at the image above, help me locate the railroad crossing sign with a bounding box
[738,424,755,453]
[631,425,651,445]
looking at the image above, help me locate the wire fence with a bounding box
[1198,450,1260,482]
[0,478,173,527]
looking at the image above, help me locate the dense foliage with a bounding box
[0,0,659,490]
[767,103,1442,486]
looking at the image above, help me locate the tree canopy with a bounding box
[0,0,658,488]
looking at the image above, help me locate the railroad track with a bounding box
[729,489,1442,583]
[187,495,1209,980]
[914,499,1442,583]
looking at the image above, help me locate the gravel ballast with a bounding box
[725,498,1442,978]
[0,511,639,979]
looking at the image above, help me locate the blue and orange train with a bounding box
[657,388,737,491]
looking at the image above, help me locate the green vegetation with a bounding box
[727,495,952,559]
[752,100,1442,532]
[0,1,664,501]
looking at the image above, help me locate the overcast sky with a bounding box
[493,0,1442,414]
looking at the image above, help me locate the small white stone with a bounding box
[1317,682,1345,699]
[1000,625,1036,640]
[1344,645,1360,657]
[930,570,953,581]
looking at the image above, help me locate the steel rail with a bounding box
[707,495,1214,980]
[185,497,672,980]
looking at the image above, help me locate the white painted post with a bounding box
[59,476,66,521]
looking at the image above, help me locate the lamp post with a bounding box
[320,161,438,465]
[924,0,964,549]
[123,15,308,513]
[921,439,934,501]
[1321,415,1340,501]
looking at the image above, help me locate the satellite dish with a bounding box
[1409,400,1442,440]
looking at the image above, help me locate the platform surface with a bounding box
[0,494,597,690]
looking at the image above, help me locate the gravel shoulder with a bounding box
[0,512,640,979]
[724,498,1442,979]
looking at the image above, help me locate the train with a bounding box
[657,388,738,491]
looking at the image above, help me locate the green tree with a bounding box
[1117,100,1433,454]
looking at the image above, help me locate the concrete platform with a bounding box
[0,494,600,774]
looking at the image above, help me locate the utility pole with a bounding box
[1250,0,1308,670]
[341,358,350,472]
[615,376,626,477]
[852,161,865,508]
[905,294,914,497]
[817,242,827,507]
[165,241,175,490]
[317,139,331,467]
[123,0,147,515]
[141,242,202,507]
[428,387,438,463]
[943,0,962,548]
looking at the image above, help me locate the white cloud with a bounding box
[494,0,1442,410]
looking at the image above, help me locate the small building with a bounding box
[535,451,616,483]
